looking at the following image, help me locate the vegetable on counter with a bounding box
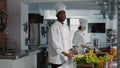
[98,53,113,62]
[73,53,100,68]
[73,53,114,68]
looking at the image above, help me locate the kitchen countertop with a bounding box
[58,60,117,68]
[0,44,48,60]
[0,49,41,60]
[58,60,76,68]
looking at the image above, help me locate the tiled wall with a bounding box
[0,0,7,49]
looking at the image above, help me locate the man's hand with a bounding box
[81,44,89,48]
[71,48,78,55]
[62,51,72,60]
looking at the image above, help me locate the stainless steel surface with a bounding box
[112,61,117,68]
[0,49,40,60]
[93,38,101,48]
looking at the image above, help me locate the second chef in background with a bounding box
[72,18,89,54]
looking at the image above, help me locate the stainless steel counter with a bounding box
[0,49,40,60]
[58,60,76,68]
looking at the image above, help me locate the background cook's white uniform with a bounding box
[72,30,85,54]
[48,21,72,64]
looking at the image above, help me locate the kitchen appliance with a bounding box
[93,38,101,49]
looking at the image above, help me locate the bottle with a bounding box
[88,49,93,54]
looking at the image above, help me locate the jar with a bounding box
[111,46,117,56]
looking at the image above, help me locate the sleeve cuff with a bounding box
[56,49,62,54]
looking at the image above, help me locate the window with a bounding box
[88,23,105,33]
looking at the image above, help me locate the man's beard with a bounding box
[58,17,66,22]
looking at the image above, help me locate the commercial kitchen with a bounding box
[0,0,119,68]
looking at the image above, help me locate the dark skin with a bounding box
[56,10,78,60]
[56,10,66,24]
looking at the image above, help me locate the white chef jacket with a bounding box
[48,21,72,64]
[72,30,85,53]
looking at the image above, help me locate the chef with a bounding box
[48,2,78,68]
[72,18,89,54]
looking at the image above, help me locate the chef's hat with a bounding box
[54,2,66,13]
[79,18,88,27]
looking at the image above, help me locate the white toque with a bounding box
[54,2,66,13]
[79,18,88,27]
